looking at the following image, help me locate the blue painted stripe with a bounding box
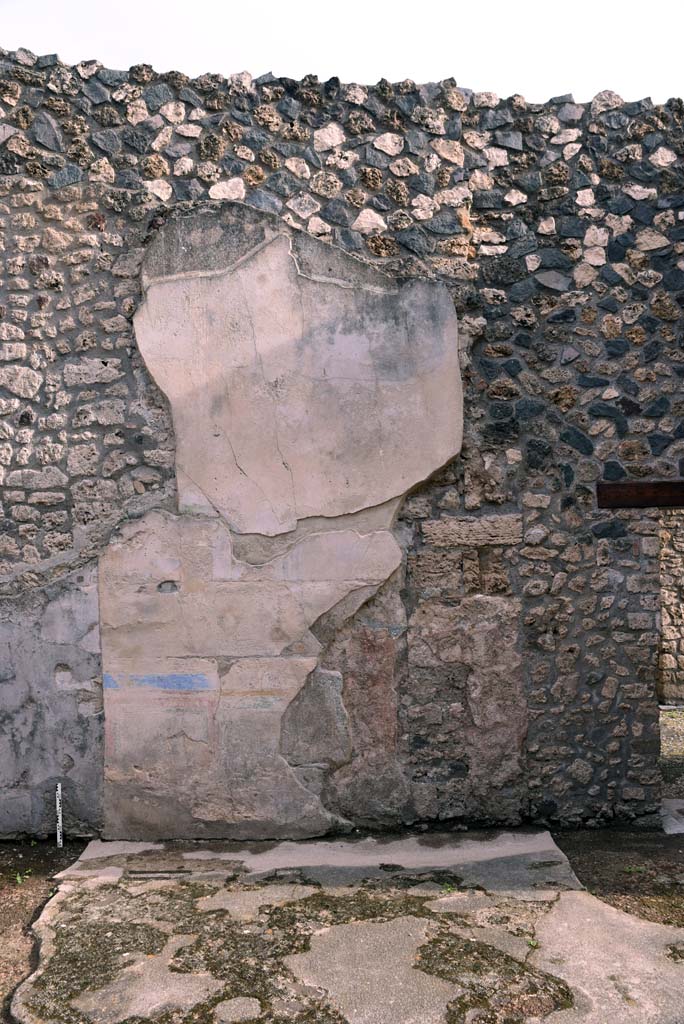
[129,672,212,691]
[103,671,213,691]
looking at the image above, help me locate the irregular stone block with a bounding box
[285,916,457,1024]
[280,668,352,769]
[5,467,68,489]
[422,513,523,547]
[63,357,123,386]
[0,365,42,398]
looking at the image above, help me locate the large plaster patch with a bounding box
[100,203,462,839]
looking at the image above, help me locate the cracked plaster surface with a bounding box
[134,207,462,535]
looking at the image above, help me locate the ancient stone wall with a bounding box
[660,511,684,704]
[2,44,683,835]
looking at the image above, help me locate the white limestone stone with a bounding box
[463,130,489,150]
[585,247,606,266]
[431,139,465,165]
[0,365,42,398]
[285,157,310,179]
[151,126,173,152]
[159,101,186,124]
[576,188,595,207]
[342,84,368,104]
[351,208,387,234]
[145,179,172,202]
[373,132,403,156]
[485,146,508,167]
[583,225,609,246]
[623,184,657,200]
[436,184,470,206]
[176,123,202,137]
[325,149,358,170]
[173,157,194,176]
[474,91,499,108]
[411,195,439,220]
[649,146,677,168]
[307,215,331,236]
[313,122,345,151]
[286,193,321,219]
[126,98,148,125]
[590,90,623,116]
[208,178,246,201]
[574,262,599,286]
[389,157,419,176]
[637,227,670,251]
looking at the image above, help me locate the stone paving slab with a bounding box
[662,798,684,834]
[11,830,684,1024]
[530,890,684,1023]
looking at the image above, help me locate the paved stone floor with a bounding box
[11,831,684,1024]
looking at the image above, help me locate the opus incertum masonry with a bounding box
[1,47,683,837]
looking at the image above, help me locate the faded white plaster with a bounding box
[134,229,461,534]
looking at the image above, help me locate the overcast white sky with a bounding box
[1,0,682,104]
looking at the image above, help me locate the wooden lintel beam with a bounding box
[596,480,684,509]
